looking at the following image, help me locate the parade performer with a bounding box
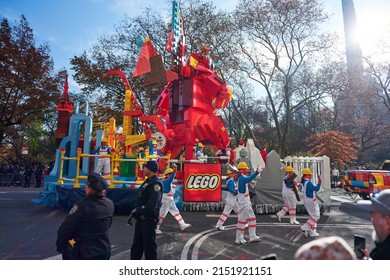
[215,169,239,231]
[92,140,111,178]
[156,166,191,235]
[235,162,261,244]
[149,140,163,159]
[300,168,321,237]
[275,166,300,224]
[195,143,207,163]
[128,160,163,260]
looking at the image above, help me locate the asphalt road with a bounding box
[0,186,374,260]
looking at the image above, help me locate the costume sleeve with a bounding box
[162,172,175,193]
[227,180,238,195]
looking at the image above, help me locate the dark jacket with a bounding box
[134,174,163,220]
[56,195,115,259]
[371,235,390,260]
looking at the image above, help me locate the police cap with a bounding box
[87,172,108,191]
[144,160,158,173]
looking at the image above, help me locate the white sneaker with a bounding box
[155,229,163,235]
[215,225,226,231]
[275,213,281,222]
[309,230,320,237]
[235,238,248,244]
[290,219,300,225]
[181,223,191,231]
[300,225,309,237]
[249,235,262,242]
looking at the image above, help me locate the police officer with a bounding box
[129,160,163,260]
[56,173,115,260]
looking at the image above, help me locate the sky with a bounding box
[1,0,390,93]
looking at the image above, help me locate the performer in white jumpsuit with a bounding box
[300,168,321,237]
[276,166,300,224]
[215,169,239,231]
[235,162,261,244]
[156,167,191,235]
[92,141,111,179]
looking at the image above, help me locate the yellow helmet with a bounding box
[138,147,144,151]
[198,143,204,148]
[164,168,174,176]
[285,166,294,173]
[302,168,312,175]
[227,169,233,175]
[237,162,249,170]
[152,140,157,145]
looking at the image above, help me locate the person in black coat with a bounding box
[128,160,163,260]
[357,189,390,260]
[34,164,43,188]
[23,165,33,188]
[56,173,115,260]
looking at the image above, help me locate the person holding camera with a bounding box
[128,160,163,260]
[357,189,390,260]
[56,173,115,260]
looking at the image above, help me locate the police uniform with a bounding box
[130,174,163,260]
[56,173,115,260]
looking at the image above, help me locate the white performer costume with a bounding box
[156,169,191,234]
[235,164,261,244]
[215,172,238,231]
[276,167,300,224]
[93,144,111,177]
[300,168,321,237]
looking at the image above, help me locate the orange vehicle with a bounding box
[341,161,390,200]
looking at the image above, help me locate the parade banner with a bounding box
[183,163,222,202]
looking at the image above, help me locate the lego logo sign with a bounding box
[183,163,222,202]
[186,174,219,190]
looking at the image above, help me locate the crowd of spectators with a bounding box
[0,161,52,187]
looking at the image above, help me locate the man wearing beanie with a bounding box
[129,160,163,259]
[56,173,115,259]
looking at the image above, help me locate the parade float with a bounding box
[33,0,331,214]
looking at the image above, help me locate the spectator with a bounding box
[356,189,390,260]
[331,167,340,186]
[294,236,357,260]
[23,165,33,188]
[34,163,43,188]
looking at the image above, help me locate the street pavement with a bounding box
[0,186,373,260]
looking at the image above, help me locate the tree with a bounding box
[229,0,337,156]
[0,15,60,162]
[305,131,359,166]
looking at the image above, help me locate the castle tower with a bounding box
[54,75,73,146]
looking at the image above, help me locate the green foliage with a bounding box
[0,15,61,163]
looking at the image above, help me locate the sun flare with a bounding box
[352,8,390,56]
